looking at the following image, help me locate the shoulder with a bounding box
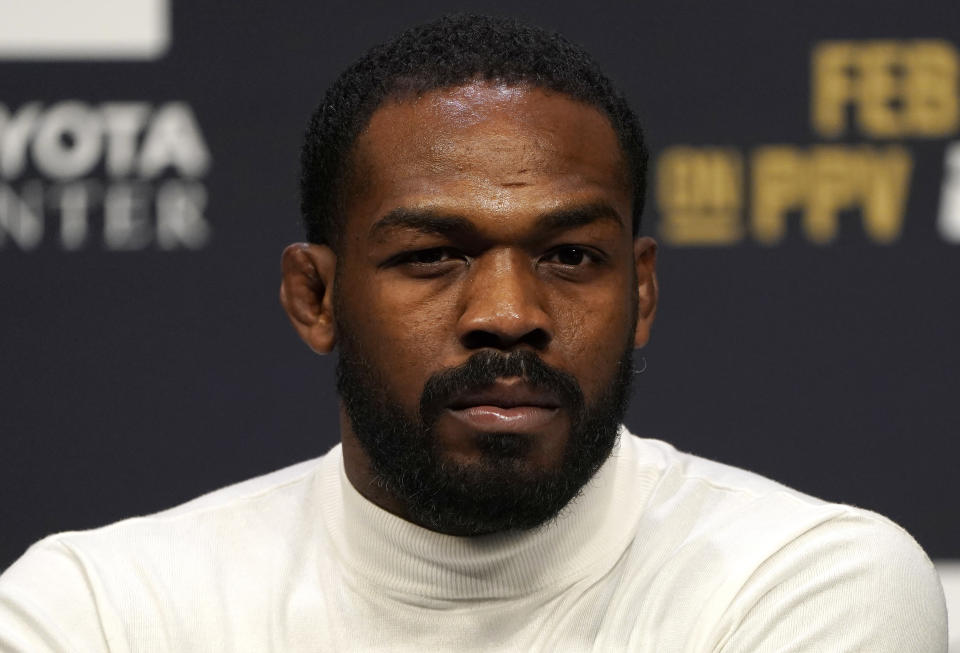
[0,447,343,652]
[615,432,947,651]
[717,508,947,652]
[4,445,341,570]
[0,537,108,652]
[618,432,878,536]
[152,448,334,519]
[33,448,337,558]
[618,432,826,502]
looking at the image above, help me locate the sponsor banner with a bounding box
[0,1,957,579]
[0,0,169,60]
[0,101,211,251]
[655,40,959,247]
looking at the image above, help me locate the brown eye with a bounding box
[407,248,455,264]
[553,247,586,265]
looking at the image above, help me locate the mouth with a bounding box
[445,378,562,432]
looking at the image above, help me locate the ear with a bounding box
[632,236,658,348]
[280,242,337,354]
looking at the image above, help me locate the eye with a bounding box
[545,246,591,266]
[405,247,456,264]
[386,247,467,275]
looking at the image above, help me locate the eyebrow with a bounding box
[369,201,625,240]
[370,209,478,240]
[535,201,624,232]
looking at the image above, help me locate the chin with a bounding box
[432,412,572,469]
[336,344,633,535]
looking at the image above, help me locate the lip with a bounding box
[444,379,562,432]
[447,379,562,410]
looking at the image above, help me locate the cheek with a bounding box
[547,284,635,393]
[342,278,459,400]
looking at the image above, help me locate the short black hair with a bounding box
[300,14,647,247]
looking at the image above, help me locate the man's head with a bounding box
[281,15,657,536]
[299,13,648,249]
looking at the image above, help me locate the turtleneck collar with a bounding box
[323,429,649,603]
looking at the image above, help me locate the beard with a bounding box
[335,327,636,536]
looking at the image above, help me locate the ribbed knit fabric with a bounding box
[329,431,655,603]
[0,429,948,652]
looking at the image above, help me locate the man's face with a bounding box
[330,82,656,534]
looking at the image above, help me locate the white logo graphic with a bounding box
[0,0,169,60]
[937,142,960,243]
[0,101,211,251]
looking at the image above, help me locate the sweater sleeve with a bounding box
[717,511,948,653]
[0,538,111,653]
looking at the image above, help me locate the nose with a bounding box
[457,249,553,351]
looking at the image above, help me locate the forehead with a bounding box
[343,82,630,235]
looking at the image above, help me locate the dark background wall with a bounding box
[2,0,958,573]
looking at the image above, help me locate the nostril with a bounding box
[462,330,504,350]
[461,327,550,351]
[524,328,550,350]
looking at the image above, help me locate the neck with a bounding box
[340,407,419,526]
[328,429,642,601]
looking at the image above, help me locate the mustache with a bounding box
[419,350,585,425]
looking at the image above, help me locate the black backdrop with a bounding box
[2,0,959,571]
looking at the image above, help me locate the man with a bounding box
[0,14,947,652]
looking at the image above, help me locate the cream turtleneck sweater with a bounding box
[0,430,947,652]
